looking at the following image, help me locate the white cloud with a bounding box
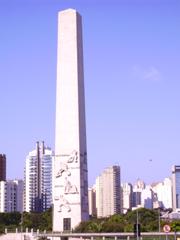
[133,65,161,81]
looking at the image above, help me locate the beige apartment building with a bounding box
[95,165,121,217]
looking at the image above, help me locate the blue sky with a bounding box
[0,0,180,186]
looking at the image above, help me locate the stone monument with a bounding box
[53,9,89,232]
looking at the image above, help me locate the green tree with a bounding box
[22,208,52,231]
[125,208,159,232]
[170,220,180,232]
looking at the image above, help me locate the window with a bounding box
[63,218,71,231]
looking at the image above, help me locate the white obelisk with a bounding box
[53,9,89,232]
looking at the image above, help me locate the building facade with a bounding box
[0,180,23,212]
[152,178,172,209]
[141,185,153,209]
[0,181,6,212]
[172,165,180,211]
[95,165,121,217]
[53,9,89,231]
[88,186,96,217]
[0,154,6,181]
[132,179,145,209]
[121,182,132,213]
[24,141,53,212]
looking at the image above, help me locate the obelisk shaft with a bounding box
[53,9,89,231]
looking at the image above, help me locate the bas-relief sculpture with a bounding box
[54,150,79,213]
[55,150,78,178]
[54,195,71,212]
[64,177,78,194]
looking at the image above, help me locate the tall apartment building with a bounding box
[0,154,6,181]
[0,180,23,212]
[95,165,121,217]
[121,182,132,213]
[88,186,96,217]
[152,178,172,209]
[0,181,6,212]
[132,179,145,209]
[172,165,180,211]
[141,185,153,209]
[24,141,53,212]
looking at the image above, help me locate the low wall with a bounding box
[0,232,34,240]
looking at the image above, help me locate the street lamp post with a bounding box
[158,207,161,240]
[136,208,139,240]
[134,180,142,240]
[158,208,161,233]
[20,212,23,240]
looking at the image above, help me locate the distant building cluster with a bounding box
[88,165,180,218]
[1,148,180,217]
[0,154,23,212]
[0,141,53,213]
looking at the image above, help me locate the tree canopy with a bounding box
[0,208,178,234]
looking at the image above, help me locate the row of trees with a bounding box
[0,208,52,233]
[75,208,161,233]
[1,208,180,233]
[75,208,180,233]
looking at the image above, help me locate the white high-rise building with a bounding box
[95,176,103,217]
[172,165,180,211]
[53,9,89,231]
[95,165,121,218]
[152,178,172,209]
[24,141,53,212]
[132,179,145,209]
[121,182,132,213]
[88,186,96,217]
[0,180,23,212]
[141,185,153,209]
[0,181,6,212]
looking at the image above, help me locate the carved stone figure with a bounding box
[55,195,71,212]
[67,150,78,163]
[56,162,71,177]
[64,177,78,194]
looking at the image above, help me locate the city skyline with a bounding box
[0,0,180,186]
